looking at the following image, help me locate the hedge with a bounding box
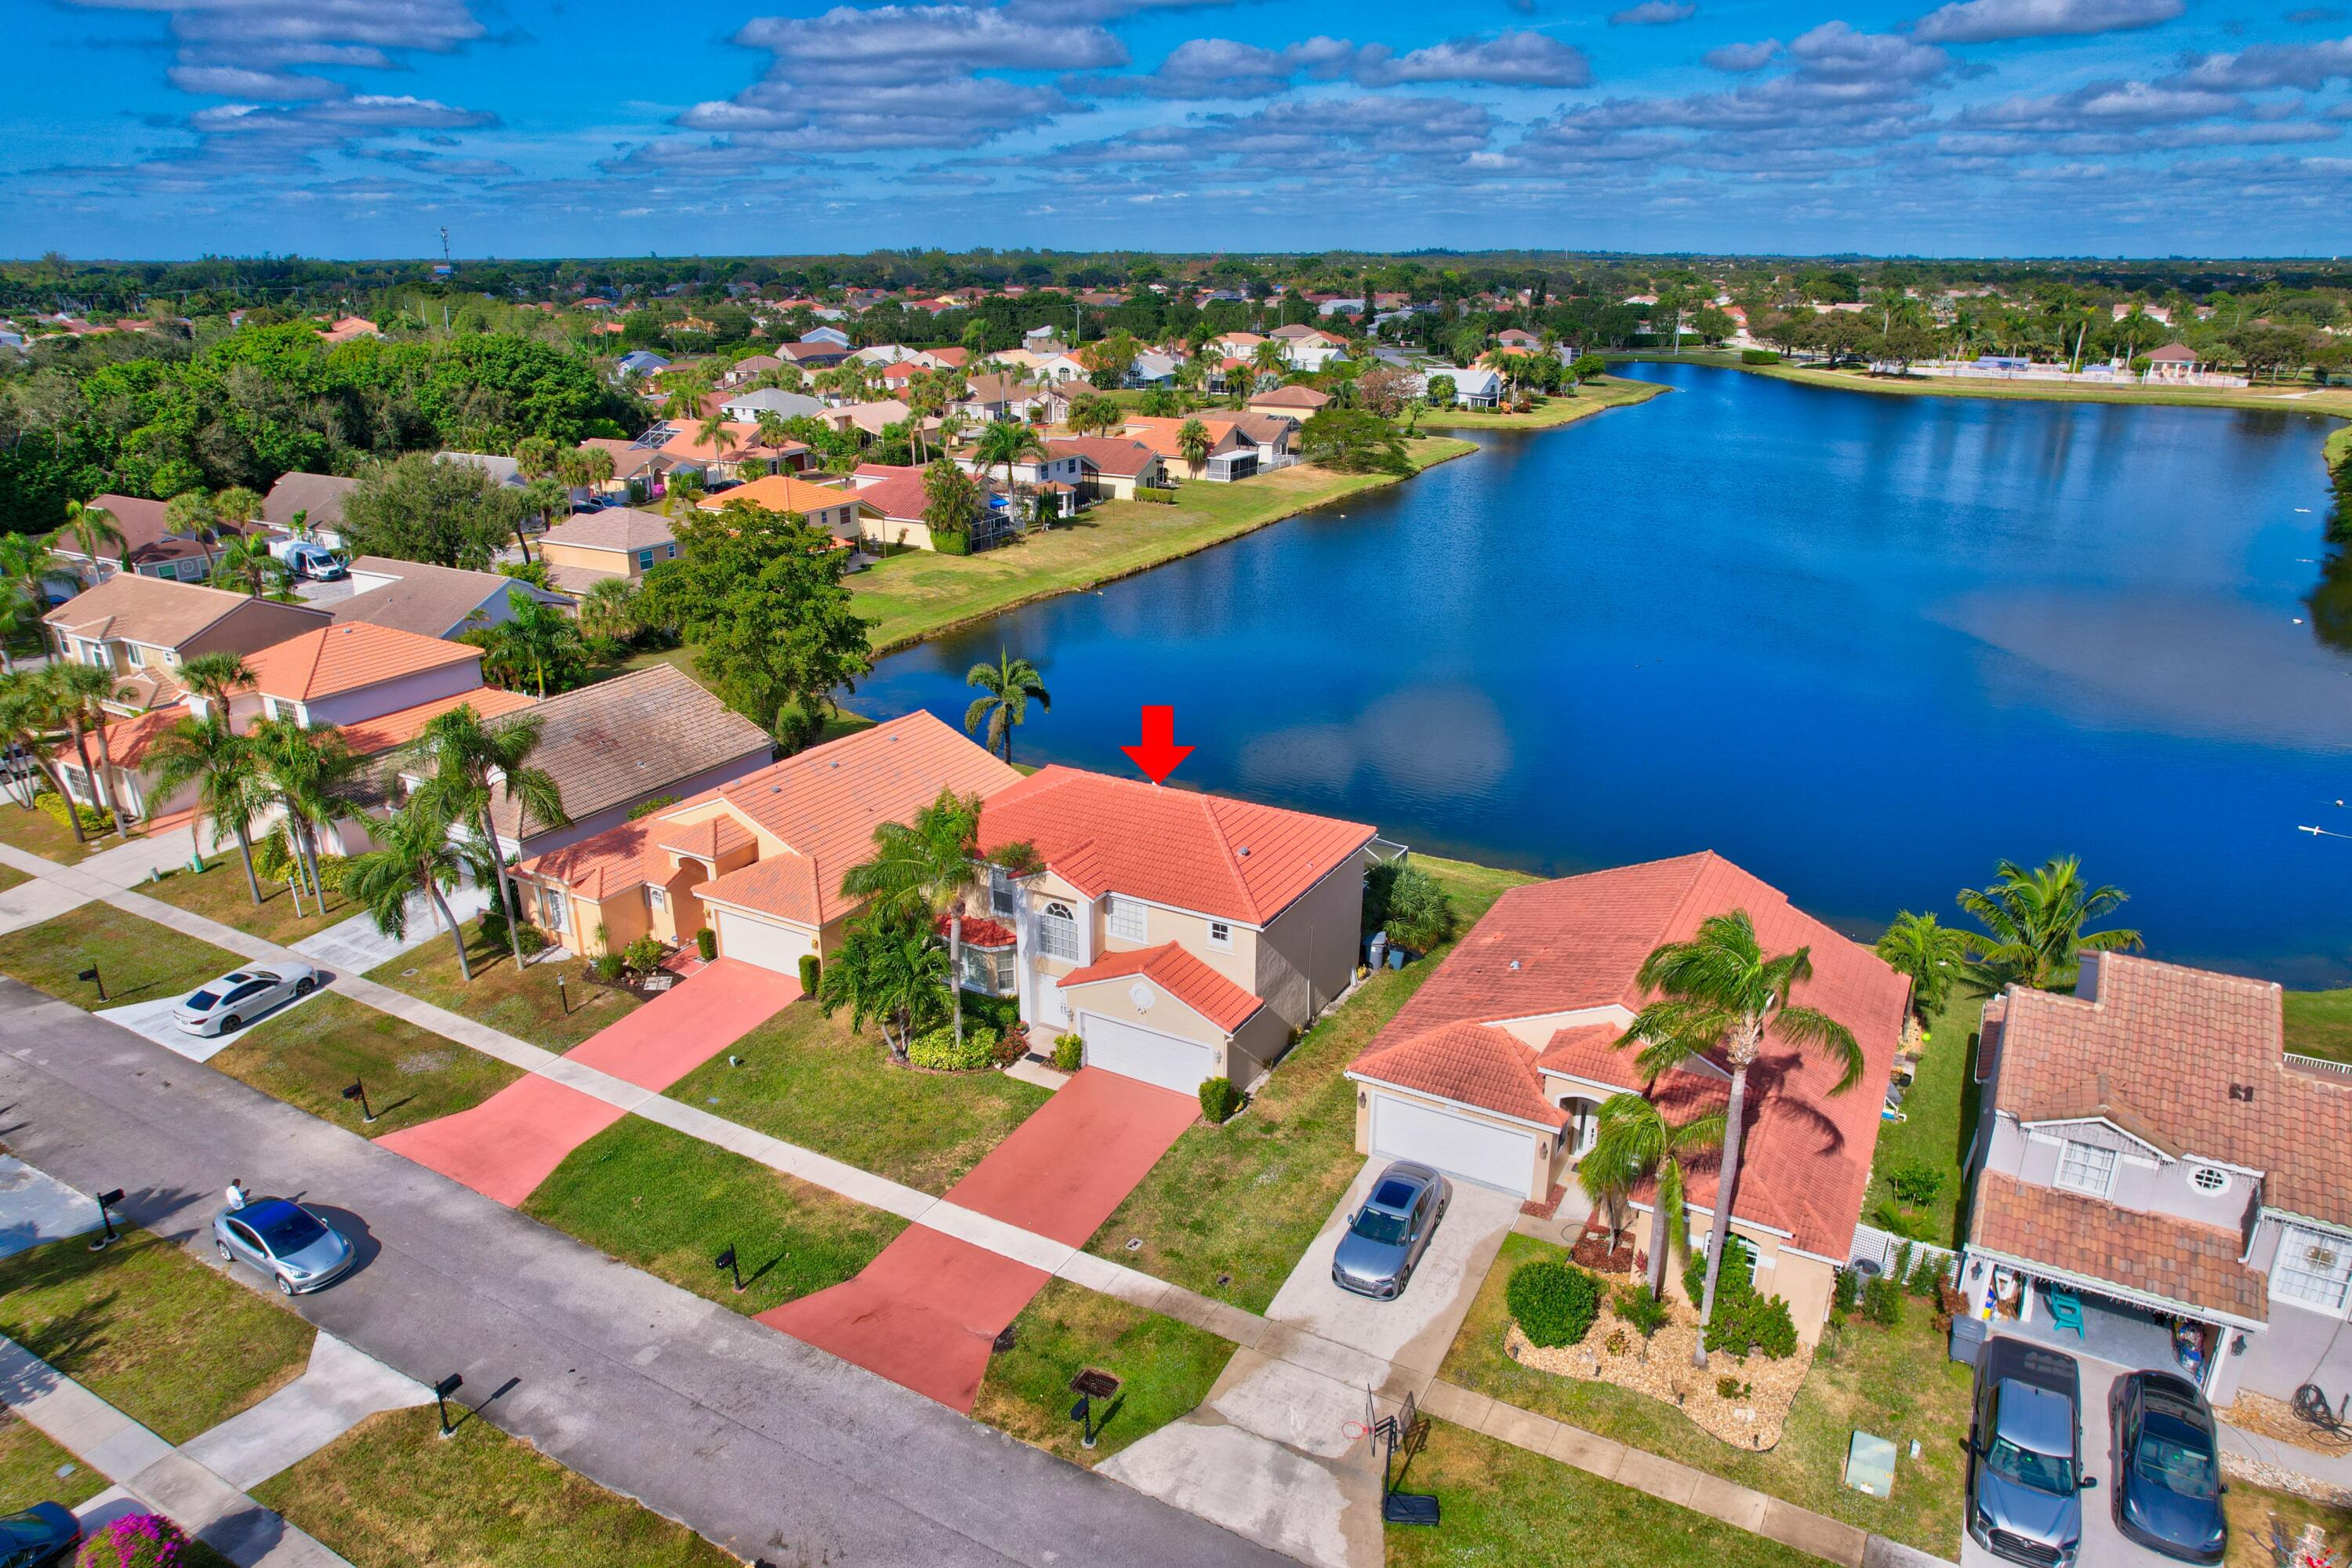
[1135,487,1178,505]
[1198,1076,1240,1123]
[1051,1032,1083,1073]
[1506,1259,1601,1348]
[797,952,818,991]
[1741,348,1782,365]
[908,1024,997,1071]
[36,789,114,834]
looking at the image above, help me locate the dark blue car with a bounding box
[2110,1370,2228,1563]
[0,1502,82,1567]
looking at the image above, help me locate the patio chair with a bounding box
[2045,1288,2086,1339]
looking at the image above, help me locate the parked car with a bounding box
[1331,1161,1450,1300]
[172,964,319,1037]
[2111,1370,2229,1563]
[1969,1337,2094,1566]
[211,1197,354,1296]
[0,1503,80,1567]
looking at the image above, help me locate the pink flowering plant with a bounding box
[76,1512,191,1568]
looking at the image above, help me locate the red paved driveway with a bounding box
[760,1067,1200,1410]
[562,958,800,1091]
[376,1076,626,1207]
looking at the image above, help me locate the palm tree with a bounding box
[408,706,570,969]
[209,535,292,598]
[0,531,56,624]
[1955,856,2142,991]
[1176,417,1212,477]
[815,909,950,1062]
[465,597,583,698]
[660,469,707,518]
[212,487,264,529]
[1250,338,1286,387]
[247,714,361,904]
[55,500,125,586]
[0,671,67,816]
[579,445,616,503]
[577,575,641,648]
[1616,909,1864,1367]
[1875,910,1971,1023]
[518,479,568,561]
[964,648,1050,763]
[144,710,267,898]
[972,419,1047,528]
[46,662,127,835]
[1577,1091,1726,1301]
[339,795,476,981]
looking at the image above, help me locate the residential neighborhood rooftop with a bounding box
[243,622,482,702]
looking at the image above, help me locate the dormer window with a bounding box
[2055,1140,2118,1198]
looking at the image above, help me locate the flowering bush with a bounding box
[78,1512,194,1568]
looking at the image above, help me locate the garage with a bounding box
[710,906,814,975]
[1079,1013,1218,1094]
[1369,1091,1537,1196]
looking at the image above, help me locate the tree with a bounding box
[964,648,1050,762]
[342,453,525,570]
[576,575,642,649]
[1080,329,1141,388]
[1424,373,1457,406]
[922,457,980,547]
[637,499,872,750]
[209,535,293,598]
[339,794,477,982]
[972,419,1047,527]
[1615,909,1864,1367]
[1873,325,1939,375]
[1875,910,1970,1022]
[408,704,571,969]
[246,714,362,906]
[1355,364,1414,419]
[815,906,950,1062]
[46,662,126,834]
[1577,1091,1726,1300]
[0,672,72,821]
[144,710,267,901]
[518,478,568,561]
[1569,353,1608,383]
[459,597,588,698]
[1175,417,1213,475]
[55,500,125,586]
[1298,408,1410,474]
[1065,394,1121,437]
[1955,856,2142,991]
[213,487,263,528]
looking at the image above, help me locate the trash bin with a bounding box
[1949,1314,1987,1368]
[1387,948,1406,970]
[1366,931,1390,972]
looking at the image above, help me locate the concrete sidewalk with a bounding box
[0,1154,100,1259]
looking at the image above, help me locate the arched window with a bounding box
[1040,902,1080,962]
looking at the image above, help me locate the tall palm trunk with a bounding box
[481,805,524,967]
[427,878,473,981]
[1647,1196,1672,1300]
[67,725,107,839]
[229,819,262,906]
[90,723,127,832]
[1690,1061,1753,1370]
[45,756,88,844]
[948,902,966,1046]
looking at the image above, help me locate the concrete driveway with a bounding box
[289,883,489,973]
[97,973,337,1064]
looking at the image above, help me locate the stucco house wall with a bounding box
[1253,855,1364,1030]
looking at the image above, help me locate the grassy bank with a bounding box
[140,855,350,950]
[1857,985,1987,1247]
[1414,373,1669,430]
[0,903,239,1009]
[851,440,1475,652]
[2284,987,2352,1065]
[209,993,524,1138]
[366,929,641,1052]
[971,1280,1233,1467]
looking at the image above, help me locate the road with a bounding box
[0,981,1284,1568]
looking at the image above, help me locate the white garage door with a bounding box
[1080,1013,1217,1094]
[712,908,813,976]
[1370,1092,1535,1195]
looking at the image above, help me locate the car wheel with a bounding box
[216,1240,234,1263]
[275,1273,295,1297]
[294,978,315,996]
[221,1014,240,1031]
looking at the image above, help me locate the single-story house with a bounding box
[1231,412,1297,469]
[1121,416,1258,481]
[333,557,571,641]
[514,709,1012,962]
[1345,851,1907,1344]
[1245,385,1330,421]
[653,423,811,485]
[573,438,667,506]
[1959,953,2352,1404]
[46,493,230,590]
[717,387,826,424]
[261,473,358,547]
[616,350,671,382]
[1043,438,1168,502]
[43,573,331,715]
[1413,365,1504,408]
[836,464,1020,553]
[436,452,524,490]
[2143,343,2201,382]
[702,474,873,546]
[537,509,677,591]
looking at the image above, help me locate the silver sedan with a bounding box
[212,1198,355,1295]
[172,964,319,1037]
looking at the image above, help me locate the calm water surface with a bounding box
[857,364,2352,983]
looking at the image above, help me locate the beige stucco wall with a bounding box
[539,540,633,581]
[865,517,938,554]
[1064,973,1226,1047]
[1626,1208,1840,1348]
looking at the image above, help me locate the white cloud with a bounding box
[1913,0,2183,45]
[1105,28,1591,98]
[1611,2,1697,24]
[165,64,343,100]
[1703,38,1782,71]
[2168,34,2352,89]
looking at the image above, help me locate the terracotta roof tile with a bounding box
[245,622,480,702]
[656,815,753,862]
[694,853,821,925]
[338,687,535,757]
[97,703,190,769]
[1058,942,1265,1034]
[1044,437,1162,478]
[1353,1023,1569,1130]
[1972,1172,2269,1323]
[979,767,1374,926]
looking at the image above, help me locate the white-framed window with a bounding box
[1107,895,1147,942]
[648,886,666,909]
[2055,1139,2118,1198]
[1207,920,1232,952]
[1040,902,1079,962]
[125,644,145,667]
[545,888,569,935]
[2274,1224,2352,1314]
[2190,1166,2231,1196]
[989,867,1017,918]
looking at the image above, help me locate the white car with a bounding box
[172,964,320,1036]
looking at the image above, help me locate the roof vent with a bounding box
[1508,960,1521,971]
[1237,846,1250,857]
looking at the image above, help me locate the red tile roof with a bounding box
[656,814,754,863]
[245,622,480,702]
[1972,1172,2269,1323]
[1350,851,1908,1259]
[694,854,821,925]
[1044,437,1162,479]
[520,816,666,902]
[1353,1022,1567,1130]
[98,703,190,769]
[978,766,1374,926]
[338,687,535,757]
[1058,942,1265,1034]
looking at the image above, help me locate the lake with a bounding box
[855,364,2352,984]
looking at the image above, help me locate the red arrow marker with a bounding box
[1121,705,1194,785]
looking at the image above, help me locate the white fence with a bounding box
[1848,1222,1958,1280]
[2288,1051,2352,1079]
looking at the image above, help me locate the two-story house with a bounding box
[46,493,249,591]
[42,574,329,717]
[535,509,678,594]
[1960,952,2352,1404]
[700,474,875,547]
[974,766,1376,1095]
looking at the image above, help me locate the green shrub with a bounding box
[1612,1283,1670,1338]
[1052,1032,1083,1073]
[1506,1260,1602,1348]
[1741,348,1782,365]
[37,789,114,834]
[1888,1160,1947,1206]
[908,1025,996,1071]
[696,927,718,962]
[965,992,1021,1035]
[1198,1076,1241,1123]
[1134,486,1178,505]
[76,1512,193,1568]
[589,952,626,983]
[252,826,297,884]
[933,529,972,556]
[1716,1374,1752,1400]
[989,1029,1026,1067]
[626,794,680,821]
[797,952,819,991]
[1906,1250,1947,1298]
[622,935,667,975]
[1702,1286,1798,1359]
[1361,862,1456,953]
[1862,1275,1905,1327]
[1833,1267,1863,1313]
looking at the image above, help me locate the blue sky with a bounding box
[7,0,2351,259]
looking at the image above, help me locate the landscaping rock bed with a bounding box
[1505,1282,1813,1451]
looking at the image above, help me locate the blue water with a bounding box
[855,364,2352,983]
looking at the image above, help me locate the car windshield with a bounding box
[254,1207,328,1253]
[1350,1208,1410,1246]
[1985,1435,2076,1495]
[2136,1414,2220,1499]
[185,990,220,1010]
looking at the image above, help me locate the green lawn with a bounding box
[521,1117,904,1314]
[1439,1232,1971,1559]
[1388,1420,1819,1568]
[2284,987,2352,1065]
[1414,374,1670,430]
[0,1230,316,1445]
[209,993,523,1139]
[0,798,113,865]
[2225,1479,2352,1568]
[670,999,1048,1194]
[0,903,241,1008]
[0,863,26,894]
[0,1408,103,1513]
[971,1280,1234,1467]
[366,926,642,1051]
[139,855,351,950]
[851,439,1476,652]
[253,1408,739,1568]
[1084,855,1537,1312]
[1858,985,1988,1247]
